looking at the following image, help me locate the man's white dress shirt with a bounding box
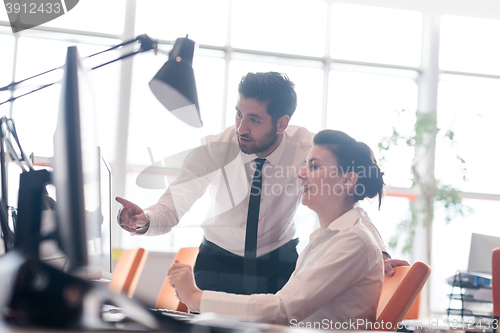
[200,207,384,326]
[144,125,314,257]
[143,125,387,258]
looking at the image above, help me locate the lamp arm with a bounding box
[0,117,34,172]
[86,34,157,59]
[86,35,141,59]
[91,50,142,70]
[0,83,55,107]
[4,139,31,173]
[7,118,32,164]
[0,67,61,93]
[0,34,158,105]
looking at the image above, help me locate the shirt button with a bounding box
[260,197,264,202]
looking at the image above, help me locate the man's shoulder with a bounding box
[285,125,314,146]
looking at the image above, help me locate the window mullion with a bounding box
[413,12,441,318]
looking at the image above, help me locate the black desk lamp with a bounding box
[150,37,203,128]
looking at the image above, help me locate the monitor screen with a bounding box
[0,224,4,256]
[467,233,500,275]
[52,45,102,276]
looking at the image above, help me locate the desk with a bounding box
[0,319,348,333]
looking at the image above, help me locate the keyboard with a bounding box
[149,308,196,318]
[102,305,195,323]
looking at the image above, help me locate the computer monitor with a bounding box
[52,45,103,276]
[467,233,500,275]
[0,223,4,255]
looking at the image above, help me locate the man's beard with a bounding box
[238,124,278,155]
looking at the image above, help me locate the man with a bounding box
[117,72,406,295]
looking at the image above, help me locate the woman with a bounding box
[168,130,386,327]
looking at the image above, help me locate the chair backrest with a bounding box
[492,248,500,318]
[155,247,199,311]
[108,248,149,298]
[375,262,431,331]
[403,292,421,320]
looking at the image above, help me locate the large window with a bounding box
[136,0,229,47]
[231,0,327,57]
[429,14,500,313]
[123,1,424,256]
[436,75,500,194]
[327,67,418,188]
[42,0,126,35]
[0,27,15,117]
[226,54,324,132]
[330,3,422,66]
[12,32,120,159]
[440,15,500,75]
[0,29,121,214]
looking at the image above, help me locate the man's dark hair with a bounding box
[238,72,297,122]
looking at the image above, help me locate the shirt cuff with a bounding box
[200,290,250,318]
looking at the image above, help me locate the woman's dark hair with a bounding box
[238,72,297,122]
[313,130,385,209]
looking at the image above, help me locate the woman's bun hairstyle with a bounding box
[313,130,385,209]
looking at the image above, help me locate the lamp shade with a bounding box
[149,37,203,128]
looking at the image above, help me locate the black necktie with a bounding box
[243,158,266,293]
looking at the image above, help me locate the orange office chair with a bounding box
[155,247,200,312]
[492,248,500,332]
[108,248,149,298]
[375,262,431,331]
[403,293,422,319]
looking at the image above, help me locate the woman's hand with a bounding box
[168,260,203,312]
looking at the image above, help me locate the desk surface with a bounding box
[2,315,492,333]
[0,318,375,333]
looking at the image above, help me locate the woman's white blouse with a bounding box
[200,207,384,327]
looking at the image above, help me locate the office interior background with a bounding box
[1,0,500,316]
